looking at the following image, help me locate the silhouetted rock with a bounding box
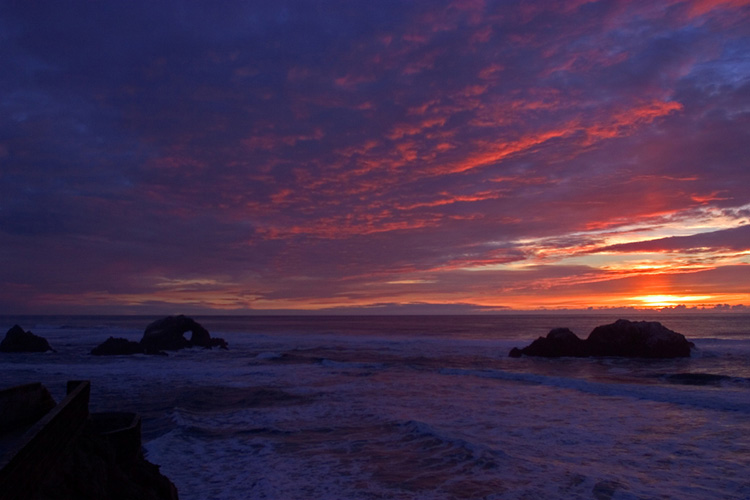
[513,327,589,358]
[0,325,55,353]
[509,319,692,359]
[140,315,227,352]
[89,315,227,356]
[91,337,145,356]
[208,337,229,349]
[586,319,692,358]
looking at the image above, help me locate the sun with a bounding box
[630,294,715,308]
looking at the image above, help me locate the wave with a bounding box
[658,372,750,388]
[439,367,750,413]
[392,418,509,467]
[319,358,387,373]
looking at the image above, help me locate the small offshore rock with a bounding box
[515,327,589,357]
[91,337,145,356]
[508,347,523,358]
[0,325,55,353]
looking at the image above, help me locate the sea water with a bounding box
[1,314,749,499]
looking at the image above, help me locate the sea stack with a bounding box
[91,315,228,355]
[140,315,228,352]
[509,319,693,358]
[0,325,55,353]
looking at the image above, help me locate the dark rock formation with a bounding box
[140,315,227,353]
[91,337,146,356]
[90,315,227,356]
[207,337,229,349]
[586,319,692,358]
[509,319,692,359]
[509,327,589,358]
[0,381,178,500]
[508,347,523,358]
[39,424,180,500]
[0,325,55,353]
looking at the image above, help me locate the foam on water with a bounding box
[440,366,750,413]
[142,366,749,500]
[2,315,750,499]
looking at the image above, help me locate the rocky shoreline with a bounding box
[0,381,178,500]
[0,315,230,499]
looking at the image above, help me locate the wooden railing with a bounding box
[0,381,90,500]
[0,382,55,433]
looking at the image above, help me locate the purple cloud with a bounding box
[598,225,750,253]
[1,0,749,313]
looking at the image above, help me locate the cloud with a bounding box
[598,225,750,253]
[0,0,749,312]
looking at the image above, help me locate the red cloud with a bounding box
[437,125,576,175]
[684,0,750,18]
[395,190,501,211]
[583,100,683,144]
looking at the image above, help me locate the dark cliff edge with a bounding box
[0,381,178,500]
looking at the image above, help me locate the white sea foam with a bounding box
[2,315,750,499]
[439,366,750,413]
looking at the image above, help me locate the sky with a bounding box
[1,0,749,315]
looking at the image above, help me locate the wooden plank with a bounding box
[0,381,90,500]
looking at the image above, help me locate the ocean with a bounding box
[1,314,749,499]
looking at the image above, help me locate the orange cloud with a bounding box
[258,211,441,240]
[438,125,576,174]
[387,117,447,139]
[334,73,375,90]
[478,63,504,80]
[691,191,731,203]
[395,190,502,210]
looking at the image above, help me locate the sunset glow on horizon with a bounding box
[1,1,749,315]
